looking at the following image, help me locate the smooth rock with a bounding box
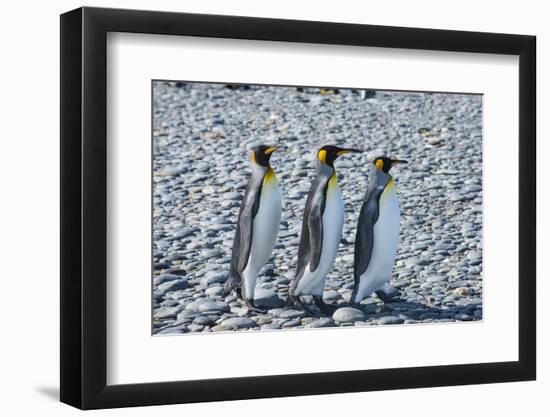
[173,228,195,239]
[453,287,471,296]
[205,286,224,296]
[378,316,404,325]
[268,309,306,319]
[200,272,228,286]
[154,279,189,298]
[153,306,180,320]
[306,317,336,328]
[154,273,182,286]
[193,315,216,326]
[332,307,366,323]
[220,317,258,330]
[254,288,284,308]
[198,301,230,313]
[281,319,301,328]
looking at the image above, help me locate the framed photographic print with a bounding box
[60,6,536,410]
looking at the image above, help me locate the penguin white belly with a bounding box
[296,185,344,296]
[242,177,282,299]
[356,184,400,300]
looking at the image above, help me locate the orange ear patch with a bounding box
[318,149,327,164]
[251,151,256,163]
[375,159,384,170]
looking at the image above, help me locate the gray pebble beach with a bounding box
[152,82,483,335]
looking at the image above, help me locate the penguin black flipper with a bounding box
[292,176,328,292]
[227,176,263,291]
[307,177,328,273]
[351,174,386,301]
[353,194,380,277]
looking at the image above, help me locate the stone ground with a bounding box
[152,82,483,334]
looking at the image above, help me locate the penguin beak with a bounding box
[336,148,362,156]
[391,159,408,166]
[264,146,279,155]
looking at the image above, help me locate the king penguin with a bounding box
[288,145,361,314]
[351,156,407,304]
[224,145,282,311]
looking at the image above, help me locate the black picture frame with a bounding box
[60,6,536,410]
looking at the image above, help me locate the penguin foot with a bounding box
[302,304,321,317]
[286,293,307,309]
[245,299,267,314]
[313,297,337,316]
[284,293,298,307]
[287,295,319,316]
[223,273,242,297]
[375,290,402,304]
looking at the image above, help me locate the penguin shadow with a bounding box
[352,296,476,322]
[289,292,457,322]
[253,269,462,323]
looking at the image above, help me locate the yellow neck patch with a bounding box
[318,149,327,164]
[383,177,395,192]
[328,171,338,188]
[264,167,276,184]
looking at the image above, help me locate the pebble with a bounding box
[262,323,282,330]
[153,306,181,320]
[223,192,241,200]
[153,273,182,286]
[453,287,471,296]
[205,286,224,296]
[455,313,473,321]
[152,83,483,333]
[200,272,228,286]
[198,301,230,313]
[306,318,336,328]
[332,307,366,323]
[157,325,187,334]
[426,275,447,284]
[268,309,306,319]
[254,288,285,308]
[187,324,204,332]
[378,316,404,325]
[323,290,340,300]
[220,317,258,330]
[282,319,302,328]
[173,228,195,239]
[193,316,216,326]
[154,279,189,299]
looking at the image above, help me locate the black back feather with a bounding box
[291,175,330,292]
[230,175,264,276]
[351,171,391,302]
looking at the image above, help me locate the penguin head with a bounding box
[318,145,361,167]
[251,145,279,167]
[372,156,408,173]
